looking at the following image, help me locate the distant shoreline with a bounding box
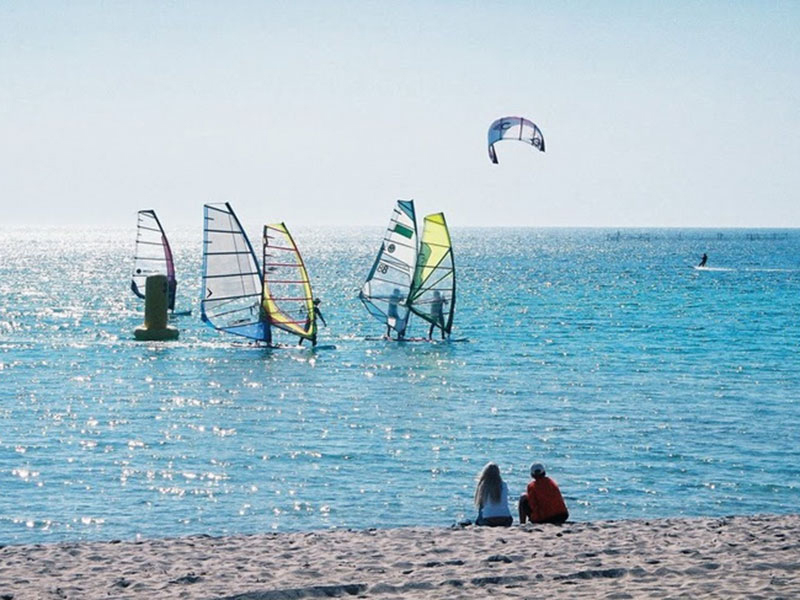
[2,513,798,599]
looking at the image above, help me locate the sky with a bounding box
[2,1,799,228]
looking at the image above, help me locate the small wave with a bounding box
[742,267,800,273]
[694,266,735,272]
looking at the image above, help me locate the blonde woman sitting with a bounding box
[473,462,513,527]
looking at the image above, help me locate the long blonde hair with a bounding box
[474,462,503,508]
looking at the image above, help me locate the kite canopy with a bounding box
[488,116,545,164]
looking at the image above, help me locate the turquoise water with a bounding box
[1,227,799,544]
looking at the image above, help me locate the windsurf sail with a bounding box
[359,200,418,336]
[201,203,271,343]
[131,209,177,310]
[409,213,455,336]
[262,223,316,343]
[488,116,545,164]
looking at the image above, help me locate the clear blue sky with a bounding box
[2,1,799,227]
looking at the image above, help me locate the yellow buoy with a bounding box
[134,274,179,341]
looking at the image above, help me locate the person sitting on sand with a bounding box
[474,462,513,527]
[518,463,569,525]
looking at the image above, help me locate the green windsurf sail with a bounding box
[359,200,418,336]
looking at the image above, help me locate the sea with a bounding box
[1,226,799,544]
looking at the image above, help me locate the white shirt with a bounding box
[480,481,512,519]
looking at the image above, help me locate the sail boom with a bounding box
[204,271,261,279]
[205,250,259,256]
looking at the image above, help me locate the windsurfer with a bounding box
[299,298,327,347]
[428,290,447,340]
[387,288,405,340]
[167,278,177,312]
[313,298,327,328]
[698,253,708,267]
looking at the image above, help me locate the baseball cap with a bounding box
[530,463,545,477]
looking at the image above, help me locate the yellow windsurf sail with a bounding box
[409,212,455,335]
[261,223,316,342]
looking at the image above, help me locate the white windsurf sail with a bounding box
[262,223,317,343]
[409,212,455,336]
[131,209,177,311]
[359,200,418,336]
[201,203,270,343]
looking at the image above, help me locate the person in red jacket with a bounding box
[518,462,569,524]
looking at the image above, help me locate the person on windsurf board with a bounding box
[427,290,448,340]
[386,288,407,340]
[298,298,327,347]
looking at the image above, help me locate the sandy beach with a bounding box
[1,514,798,599]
